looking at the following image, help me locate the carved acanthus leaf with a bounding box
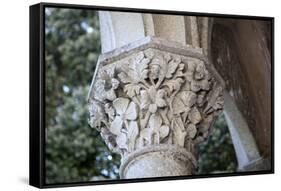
[148,114,162,144]
[116,132,128,151]
[127,121,139,152]
[189,107,202,125]
[93,68,119,102]
[118,52,150,98]
[172,117,187,147]
[109,98,138,135]
[172,91,197,115]
[140,87,167,113]
[123,84,142,98]
[186,124,197,139]
[164,56,182,79]
[88,100,106,129]
[159,125,170,141]
[162,78,184,92]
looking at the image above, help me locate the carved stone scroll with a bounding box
[88,36,224,178]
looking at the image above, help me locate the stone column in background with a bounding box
[88,37,224,178]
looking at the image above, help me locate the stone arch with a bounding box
[209,19,272,170]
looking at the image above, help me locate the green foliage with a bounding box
[197,114,237,174]
[45,8,100,126]
[45,7,237,184]
[45,8,120,184]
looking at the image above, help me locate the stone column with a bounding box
[88,36,224,178]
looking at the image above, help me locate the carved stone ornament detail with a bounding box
[88,37,224,178]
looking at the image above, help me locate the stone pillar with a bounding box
[88,36,224,178]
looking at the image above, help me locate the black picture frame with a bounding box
[29,2,274,188]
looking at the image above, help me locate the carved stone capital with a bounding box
[88,36,224,178]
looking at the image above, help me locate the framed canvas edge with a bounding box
[29,2,275,189]
[30,3,45,188]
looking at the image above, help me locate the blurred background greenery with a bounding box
[45,8,237,184]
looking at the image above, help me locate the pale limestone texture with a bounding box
[93,11,271,175]
[223,92,260,170]
[88,37,224,178]
[120,145,196,178]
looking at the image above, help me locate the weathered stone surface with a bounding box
[88,37,224,178]
[211,20,272,160]
[120,145,196,178]
[94,11,272,176]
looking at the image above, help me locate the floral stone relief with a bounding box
[88,41,224,171]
